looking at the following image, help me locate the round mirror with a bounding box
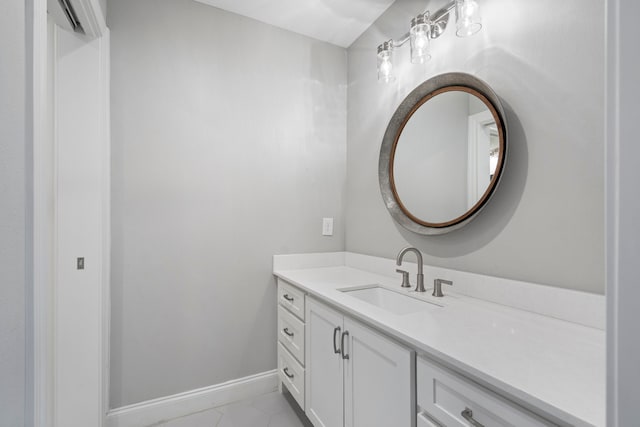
[379,73,507,235]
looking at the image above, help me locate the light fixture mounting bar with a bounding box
[430,0,457,23]
[392,34,411,49]
[389,0,456,48]
[428,0,456,39]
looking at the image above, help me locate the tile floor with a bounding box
[150,391,306,427]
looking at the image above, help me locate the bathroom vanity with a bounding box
[274,252,605,427]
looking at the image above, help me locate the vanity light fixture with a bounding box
[410,13,431,64]
[456,0,482,37]
[377,40,396,83]
[377,0,483,83]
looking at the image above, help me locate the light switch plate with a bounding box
[322,218,334,236]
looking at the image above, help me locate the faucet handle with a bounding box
[396,269,411,288]
[432,278,453,297]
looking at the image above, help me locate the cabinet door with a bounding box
[343,318,414,427]
[305,298,344,427]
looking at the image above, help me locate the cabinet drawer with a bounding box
[277,306,305,365]
[417,357,553,427]
[278,342,305,410]
[278,279,305,321]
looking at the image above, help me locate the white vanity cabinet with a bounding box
[305,296,414,427]
[273,256,604,427]
[277,279,307,409]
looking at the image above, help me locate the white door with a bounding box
[50,18,110,427]
[343,318,413,427]
[305,298,344,427]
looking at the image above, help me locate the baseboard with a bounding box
[106,370,278,427]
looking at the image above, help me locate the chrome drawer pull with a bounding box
[341,331,349,360]
[283,327,294,337]
[283,294,294,302]
[333,327,342,354]
[461,408,484,427]
[283,367,294,379]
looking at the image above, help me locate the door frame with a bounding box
[32,0,53,424]
[31,0,110,425]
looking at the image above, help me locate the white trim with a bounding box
[33,1,54,425]
[106,370,279,427]
[99,27,111,426]
[74,0,107,38]
[51,21,61,427]
[32,5,110,425]
[47,0,106,39]
[605,0,620,424]
[50,24,110,427]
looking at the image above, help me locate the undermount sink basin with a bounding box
[339,285,440,315]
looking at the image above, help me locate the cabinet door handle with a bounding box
[283,367,294,379]
[461,408,484,427]
[341,331,349,360]
[333,326,342,354]
[283,327,294,337]
[283,294,294,302]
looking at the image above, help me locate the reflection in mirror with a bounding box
[392,88,500,224]
[466,106,499,210]
[379,73,507,235]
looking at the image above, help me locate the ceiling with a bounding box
[193,0,397,48]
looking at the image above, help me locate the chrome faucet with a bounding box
[396,247,425,292]
[432,279,453,297]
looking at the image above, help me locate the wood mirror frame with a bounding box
[378,72,508,235]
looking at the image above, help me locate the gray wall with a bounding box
[0,0,27,424]
[108,0,347,407]
[347,0,605,294]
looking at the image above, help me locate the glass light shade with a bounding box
[456,0,482,37]
[410,15,431,64]
[377,42,395,83]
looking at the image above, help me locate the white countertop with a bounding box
[274,265,605,427]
